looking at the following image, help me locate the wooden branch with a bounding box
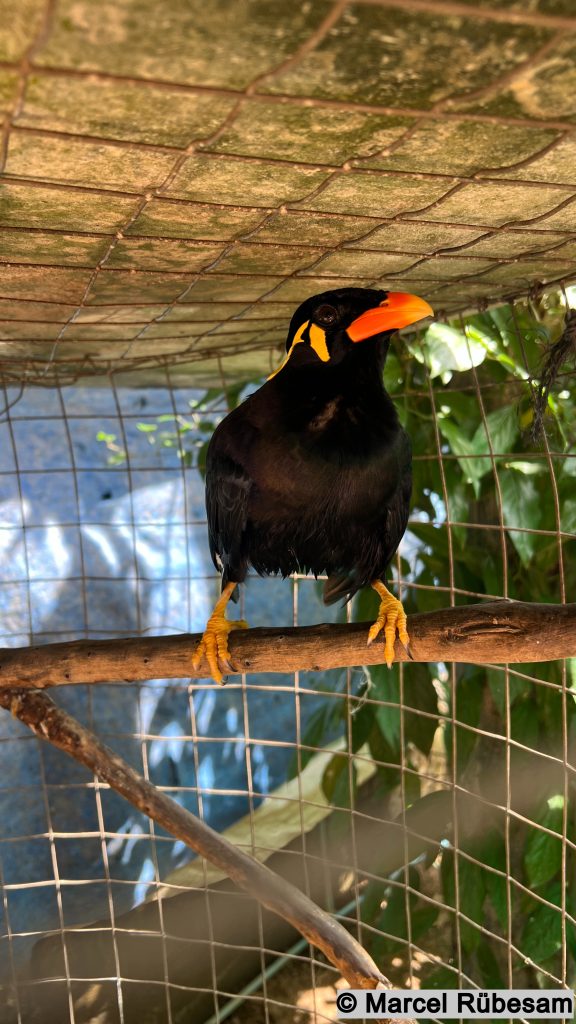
[0,602,574,690]
[0,688,415,1024]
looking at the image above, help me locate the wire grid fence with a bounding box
[3,1,576,386]
[0,286,574,1024]
[1,1,576,1020]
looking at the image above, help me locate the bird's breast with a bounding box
[247,423,402,524]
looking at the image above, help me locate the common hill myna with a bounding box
[194,287,433,683]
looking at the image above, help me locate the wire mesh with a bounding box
[2,0,576,386]
[0,285,574,1023]
[1,0,576,1020]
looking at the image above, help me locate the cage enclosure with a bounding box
[1,2,576,1022]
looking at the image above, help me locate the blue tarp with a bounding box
[0,384,345,972]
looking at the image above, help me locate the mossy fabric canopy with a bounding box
[1,0,576,384]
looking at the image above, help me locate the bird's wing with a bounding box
[205,442,253,591]
[324,434,412,605]
[382,455,412,566]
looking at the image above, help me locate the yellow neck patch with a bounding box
[267,321,329,380]
[309,323,330,362]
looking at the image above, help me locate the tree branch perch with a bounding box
[0,602,574,690]
[0,687,414,1024]
[1,600,572,1021]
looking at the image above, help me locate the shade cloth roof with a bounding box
[1,0,576,384]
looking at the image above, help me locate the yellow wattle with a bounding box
[267,320,310,380]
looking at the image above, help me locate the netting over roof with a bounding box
[1,0,576,385]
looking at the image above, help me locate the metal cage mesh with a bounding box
[1,0,576,1020]
[0,289,575,1022]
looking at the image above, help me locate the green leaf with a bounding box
[438,405,519,496]
[425,965,459,989]
[479,831,508,932]
[441,850,486,952]
[403,765,422,806]
[383,352,403,393]
[476,939,506,988]
[437,418,486,496]
[467,319,531,380]
[419,323,486,381]
[524,796,564,889]
[410,904,440,942]
[350,698,374,754]
[289,704,333,776]
[511,698,541,749]
[471,404,519,461]
[504,460,545,476]
[321,753,355,808]
[374,879,409,942]
[487,667,530,716]
[224,382,247,410]
[353,585,379,624]
[360,878,387,926]
[521,883,564,963]
[403,663,439,756]
[372,866,438,952]
[189,387,224,409]
[403,790,452,862]
[444,667,484,776]
[499,467,541,566]
[197,440,210,479]
[561,498,576,534]
[371,664,401,752]
[443,465,471,547]
[367,723,401,790]
[136,422,158,432]
[561,456,576,480]
[569,657,576,695]
[197,418,215,432]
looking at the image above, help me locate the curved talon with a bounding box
[193,581,249,684]
[367,580,409,669]
[193,617,249,685]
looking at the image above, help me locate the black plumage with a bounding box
[195,286,433,682]
[206,287,411,603]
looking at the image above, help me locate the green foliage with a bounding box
[98,289,575,987]
[363,866,440,961]
[521,881,576,965]
[524,795,564,890]
[341,292,575,987]
[96,381,259,473]
[441,849,486,952]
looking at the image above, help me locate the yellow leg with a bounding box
[367,580,410,669]
[192,581,249,685]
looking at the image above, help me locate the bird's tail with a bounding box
[323,572,358,606]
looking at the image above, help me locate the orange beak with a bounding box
[346,292,434,342]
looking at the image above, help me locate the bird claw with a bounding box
[193,617,249,685]
[366,588,409,669]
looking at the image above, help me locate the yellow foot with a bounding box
[366,580,409,669]
[192,613,249,685]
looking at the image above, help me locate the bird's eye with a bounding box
[315,304,338,326]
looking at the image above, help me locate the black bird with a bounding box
[193,287,433,683]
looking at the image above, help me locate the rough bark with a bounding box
[0,601,574,690]
[0,687,415,1024]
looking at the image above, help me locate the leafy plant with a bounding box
[304,288,576,987]
[96,380,259,474]
[99,286,576,987]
